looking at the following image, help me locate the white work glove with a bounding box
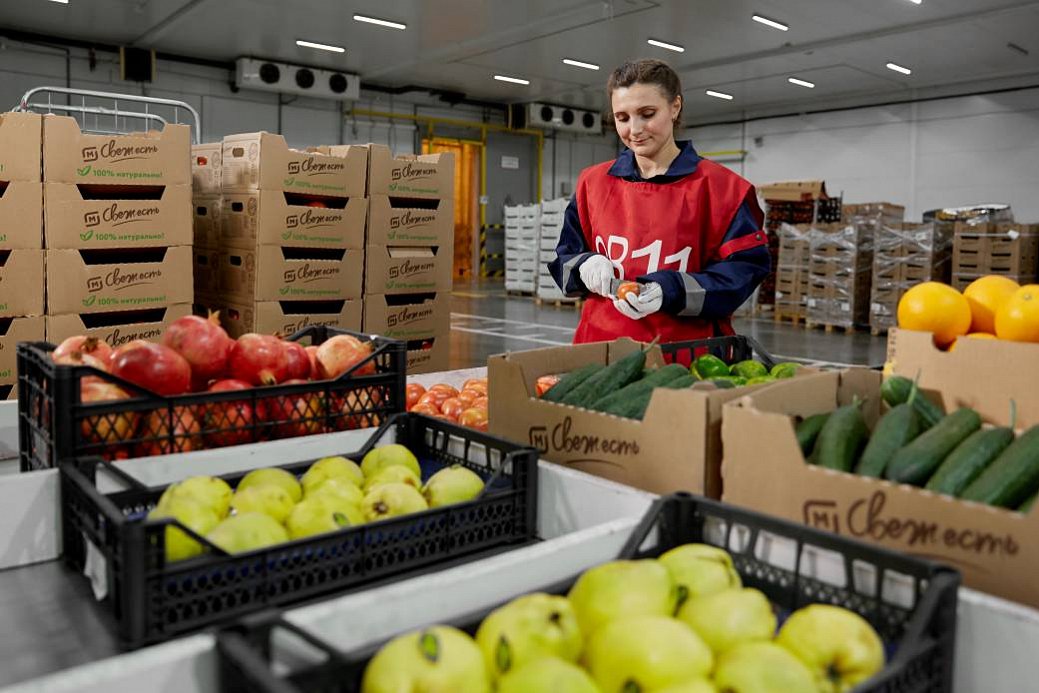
[613,282,664,320]
[578,254,617,297]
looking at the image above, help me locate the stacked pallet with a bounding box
[806,220,874,330]
[504,203,539,293]
[952,222,1039,290]
[535,198,576,304]
[870,221,953,333]
[774,223,812,322]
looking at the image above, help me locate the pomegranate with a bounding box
[266,379,324,438]
[53,349,109,373]
[227,333,290,386]
[405,383,426,411]
[162,313,233,389]
[202,379,258,447]
[81,381,137,444]
[110,341,192,396]
[314,335,375,380]
[137,406,203,456]
[305,346,320,377]
[52,335,113,368]
[282,341,312,381]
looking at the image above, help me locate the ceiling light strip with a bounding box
[296,40,345,53]
[647,38,685,52]
[706,90,734,100]
[563,58,600,70]
[494,75,530,85]
[886,62,912,75]
[752,15,789,31]
[352,14,406,30]
[788,77,815,88]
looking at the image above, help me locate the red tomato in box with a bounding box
[406,383,427,411]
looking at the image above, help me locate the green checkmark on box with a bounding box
[77,165,92,176]
[279,286,290,295]
[80,230,93,241]
[82,295,96,307]
[282,231,293,240]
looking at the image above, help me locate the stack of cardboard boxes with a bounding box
[0,113,46,397]
[869,221,952,333]
[196,133,369,338]
[951,221,1039,290]
[42,115,193,347]
[361,145,455,374]
[773,223,812,322]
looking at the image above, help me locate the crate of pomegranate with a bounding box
[17,316,406,471]
[216,492,960,693]
[60,412,538,648]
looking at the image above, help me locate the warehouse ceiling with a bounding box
[2,0,1039,123]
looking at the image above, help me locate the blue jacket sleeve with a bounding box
[640,198,770,318]
[547,196,596,297]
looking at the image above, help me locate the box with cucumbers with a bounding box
[723,368,1039,609]
[489,336,804,498]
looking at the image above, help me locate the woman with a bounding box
[549,59,770,344]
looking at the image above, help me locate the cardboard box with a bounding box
[953,222,1039,278]
[886,327,1039,425]
[217,246,363,302]
[365,145,454,199]
[489,339,781,497]
[211,299,362,339]
[722,367,1039,609]
[0,250,44,317]
[0,316,45,395]
[0,112,42,183]
[191,142,222,193]
[0,181,43,248]
[363,292,449,374]
[44,183,191,249]
[46,303,191,348]
[43,115,190,186]
[366,195,454,247]
[193,195,221,249]
[194,247,220,302]
[45,246,192,315]
[759,180,827,202]
[364,245,452,295]
[221,134,366,197]
[221,191,367,249]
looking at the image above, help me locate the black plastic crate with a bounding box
[216,492,959,693]
[18,325,406,472]
[661,334,777,370]
[59,412,539,648]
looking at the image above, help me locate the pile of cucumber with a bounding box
[796,375,1039,513]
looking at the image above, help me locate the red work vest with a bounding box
[572,158,757,345]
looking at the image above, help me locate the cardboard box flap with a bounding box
[221,132,366,197]
[759,180,828,202]
[0,112,42,183]
[0,181,43,249]
[46,304,191,347]
[366,144,454,199]
[44,183,192,249]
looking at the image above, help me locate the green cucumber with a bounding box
[605,373,698,420]
[561,347,649,408]
[855,404,922,478]
[812,400,869,473]
[795,413,830,457]
[1019,493,1037,514]
[884,408,982,485]
[880,376,944,429]
[541,363,604,402]
[926,427,1015,496]
[961,425,1039,508]
[589,364,687,412]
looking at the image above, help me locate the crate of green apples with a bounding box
[59,412,538,648]
[215,493,959,693]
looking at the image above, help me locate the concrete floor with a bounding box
[449,279,888,369]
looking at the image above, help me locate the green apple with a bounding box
[361,625,490,693]
[237,467,302,503]
[307,476,364,507]
[567,560,675,636]
[677,587,776,655]
[658,543,741,607]
[230,484,295,524]
[361,443,421,479]
[158,475,233,518]
[363,465,422,492]
[286,497,364,540]
[475,593,582,680]
[301,455,364,495]
[205,512,288,554]
[148,496,219,562]
[775,604,884,693]
[713,641,817,693]
[496,657,599,693]
[654,679,717,693]
[363,482,429,522]
[584,616,712,692]
[423,465,485,508]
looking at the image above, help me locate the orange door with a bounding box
[423,139,479,280]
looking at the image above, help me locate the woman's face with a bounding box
[611,83,681,158]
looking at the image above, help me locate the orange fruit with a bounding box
[963,275,1020,334]
[948,332,997,351]
[995,285,1039,342]
[897,282,972,346]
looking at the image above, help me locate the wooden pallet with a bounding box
[774,311,806,325]
[535,297,582,309]
[505,289,535,297]
[870,325,890,337]
[806,321,866,334]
